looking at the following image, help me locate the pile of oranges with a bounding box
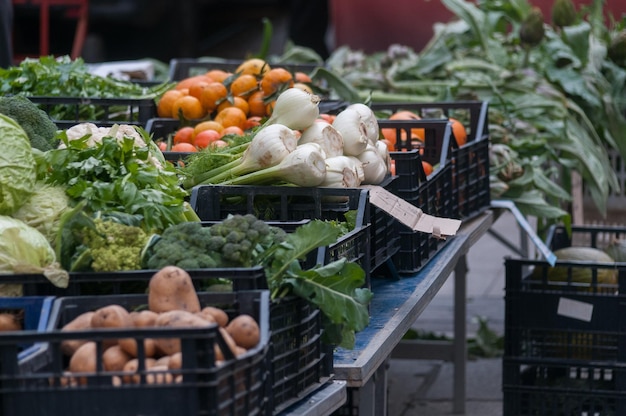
[379,109,468,177]
[156,58,314,152]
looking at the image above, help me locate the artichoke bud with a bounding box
[608,30,626,65]
[520,7,546,47]
[551,0,576,28]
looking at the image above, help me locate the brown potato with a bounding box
[194,310,216,324]
[226,314,260,349]
[154,310,213,355]
[168,352,182,370]
[91,305,133,329]
[122,358,157,384]
[215,327,237,361]
[69,341,97,373]
[60,311,95,356]
[102,345,132,372]
[146,365,174,384]
[200,306,229,327]
[130,310,159,328]
[91,305,134,350]
[148,266,201,314]
[118,337,158,358]
[0,313,21,331]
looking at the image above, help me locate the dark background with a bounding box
[12,0,295,63]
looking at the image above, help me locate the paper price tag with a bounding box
[362,185,461,237]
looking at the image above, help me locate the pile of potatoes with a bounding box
[56,266,260,386]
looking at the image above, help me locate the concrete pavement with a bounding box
[386,210,532,416]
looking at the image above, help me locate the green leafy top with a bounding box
[37,130,189,233]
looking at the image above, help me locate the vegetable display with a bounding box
[57,266,262,385]
[312,0,626,229]
[178,88,391,190]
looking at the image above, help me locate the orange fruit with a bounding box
[193,129,222,149]
[156,141,167,151]
[265,100,276,116]
[422,161,434,176]
[243,116,262,130]
[188,80,212,101]
[199,82,229,113]
[175,75,213,91]
[171,142,197,152]
[235,58,270,76]
[220,125,245,137]
[173,126,195,145]
[157,89,185,118]
[194,120,224,136]
[171,95,205,120]
[260,67,294,96]
[294,71,312,83]
[450,118,467,146]
[388,110,425,141]
[214,107,247,130]
[247,90,268,118]
[217,96,250,116]
[205,69,232,83]
[230,74,259,98]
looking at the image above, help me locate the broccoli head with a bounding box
[144,215,289,270]
[0,95,59,151]
[144,221,220,270]
[79,218,150,272]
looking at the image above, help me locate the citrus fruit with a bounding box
[260,67,294,96]
[294,71,312,83]
[214,107,247,130]
[230,74,259,98]
[236,58,270,76]
[220,125,245,137]
[217,96,249,116]
[205,69,232,83]
[422,161,434,176]
[173,126,195,145]
[171,95,205,120]
[193,129,222,149]
[171,142,197,152]
[450,118,468,146]
[157,89,185,118]
[247,90,268,118]
[199,82,229,113]
[194,120,224,136]
[175,75,213,91]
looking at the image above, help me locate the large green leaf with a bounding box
[285,259,371,349]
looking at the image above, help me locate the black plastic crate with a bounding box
[167,58,318,81]
[390,161,454,275]
[268,296,333,414]
[9,268,267,297]
[28,96,157,129]
[503,224,626,415]
[373,101,490,220]
[189,185,372,282]
[0,297,54,361]
[0,290,270,416]
[375,119,455,275]
[503,359,626,415]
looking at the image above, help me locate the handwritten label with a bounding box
[362,185,461,237]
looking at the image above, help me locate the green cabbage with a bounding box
[0,114,36,215]
[0,215,69,296]
[12,182,70,246]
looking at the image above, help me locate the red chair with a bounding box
[12,0,89,59]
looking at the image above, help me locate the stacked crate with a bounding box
[504,225,626,415]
